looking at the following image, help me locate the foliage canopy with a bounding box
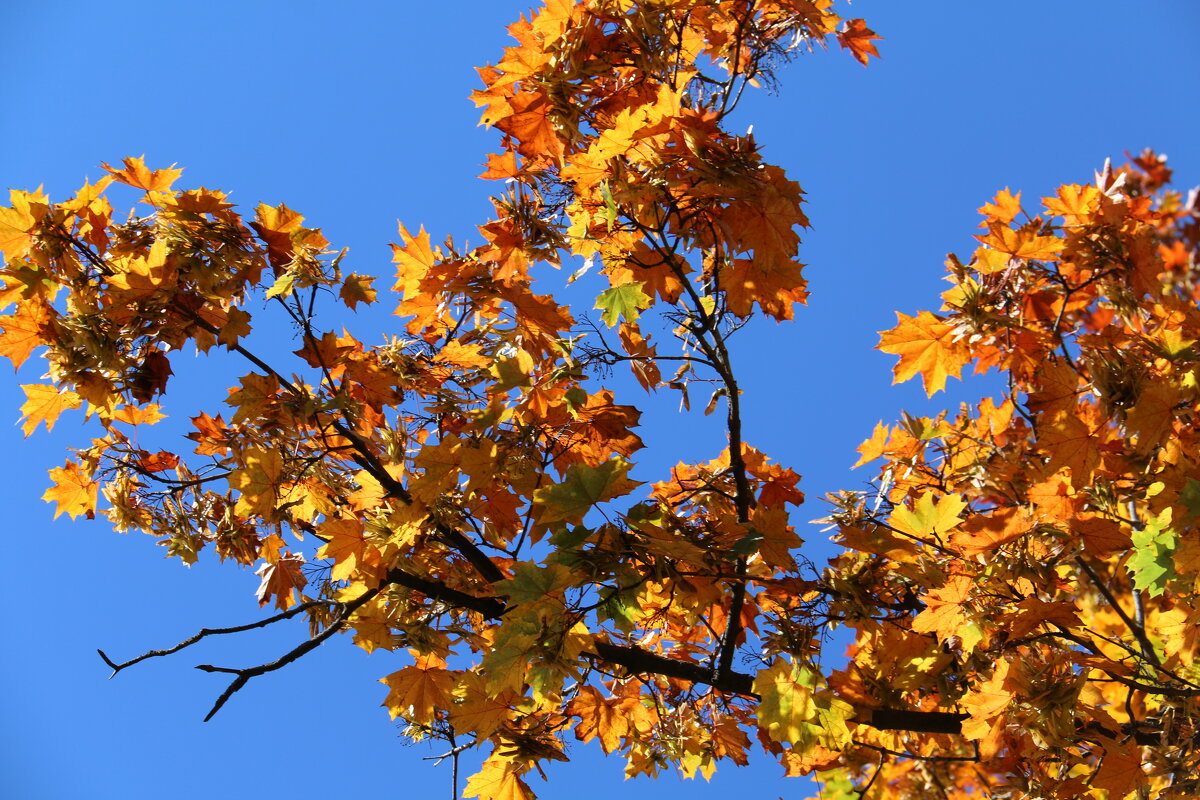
[3,2,1199,798]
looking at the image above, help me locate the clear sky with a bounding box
[2,2,1198,798]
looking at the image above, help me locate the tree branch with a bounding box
[194,586,381,721]
[96,600,333,678]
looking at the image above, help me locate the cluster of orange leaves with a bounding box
[3,1,1199,799]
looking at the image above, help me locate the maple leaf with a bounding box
[1091,741,1148,798]
[339,273,377,309]
[1128,507,1177,596]
[102,156,183,192]
[960,660,1012,741]
[463,759,534,800]
[1038,412,1100,481]
[594,281,651,326]
[493,91,563,161]
[877,311,971,396]
[315,517,372,581]
[753,658,853,752]
[254,552,307,610]
[978,188,1022,224]
[230,447,284,518]
[498,561,575,606]
[1125,381,1179,452]
[888,492,966,543]
[837,19,882,66]
[380,653,454,725]
[569,686,628,754]
[19,384,81,436]
[42,460,99,520]
[533,458,642,526]
[0,189,49,259]
[217,307,252,349]
[112,404,167,426]
[480,151,519,180]
[950,506,1034,555]
[974,222,1064,271]
[450,672,513,739]
[0,300,54,369]
[910,574,974,640]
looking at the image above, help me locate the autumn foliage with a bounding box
[2,1,1198,799]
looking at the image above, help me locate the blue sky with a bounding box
[2,2,1198,798]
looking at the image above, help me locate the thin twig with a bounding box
[194,586,381,720]
[96,600,333,677]
[853,740,980,763]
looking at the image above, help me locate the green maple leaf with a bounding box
[814,768,858,800]
[1129,507,1177,597]
[752,658,852,752]
[498,561,576,605]
[594,281,650,327]
[533,457,642,526]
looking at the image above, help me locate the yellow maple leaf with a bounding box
[380,653,454,725]
[0,300,54,369]
[888,492,966,542]
[19,384,81,436]
[315,517,370,581]
[111,404,167,426]
[42,460,98,520]
[0,189,49,259]
[877,311,971,396]
[230,446,284,518]
[450,672,514,739]
[463,758,534,800]
[910,574,974,639]
[339,273,377,310]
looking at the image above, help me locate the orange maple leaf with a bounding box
[910,573,973,639]
[837,19,882,66]
[877,311,971,396]
[977,188,1022,225]
[960,660,1013,741]
[493,91,564,161]
[975,222,1064,272]
[569,685,628,754]
[950,507,1034,555]
[101,156,182,192]
[254,552,306,610]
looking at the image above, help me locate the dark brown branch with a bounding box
[194,585,381,721]
[588,641,757,696]
[96,600,332,677]
[866,708,967,735]
[386,568,506,618]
